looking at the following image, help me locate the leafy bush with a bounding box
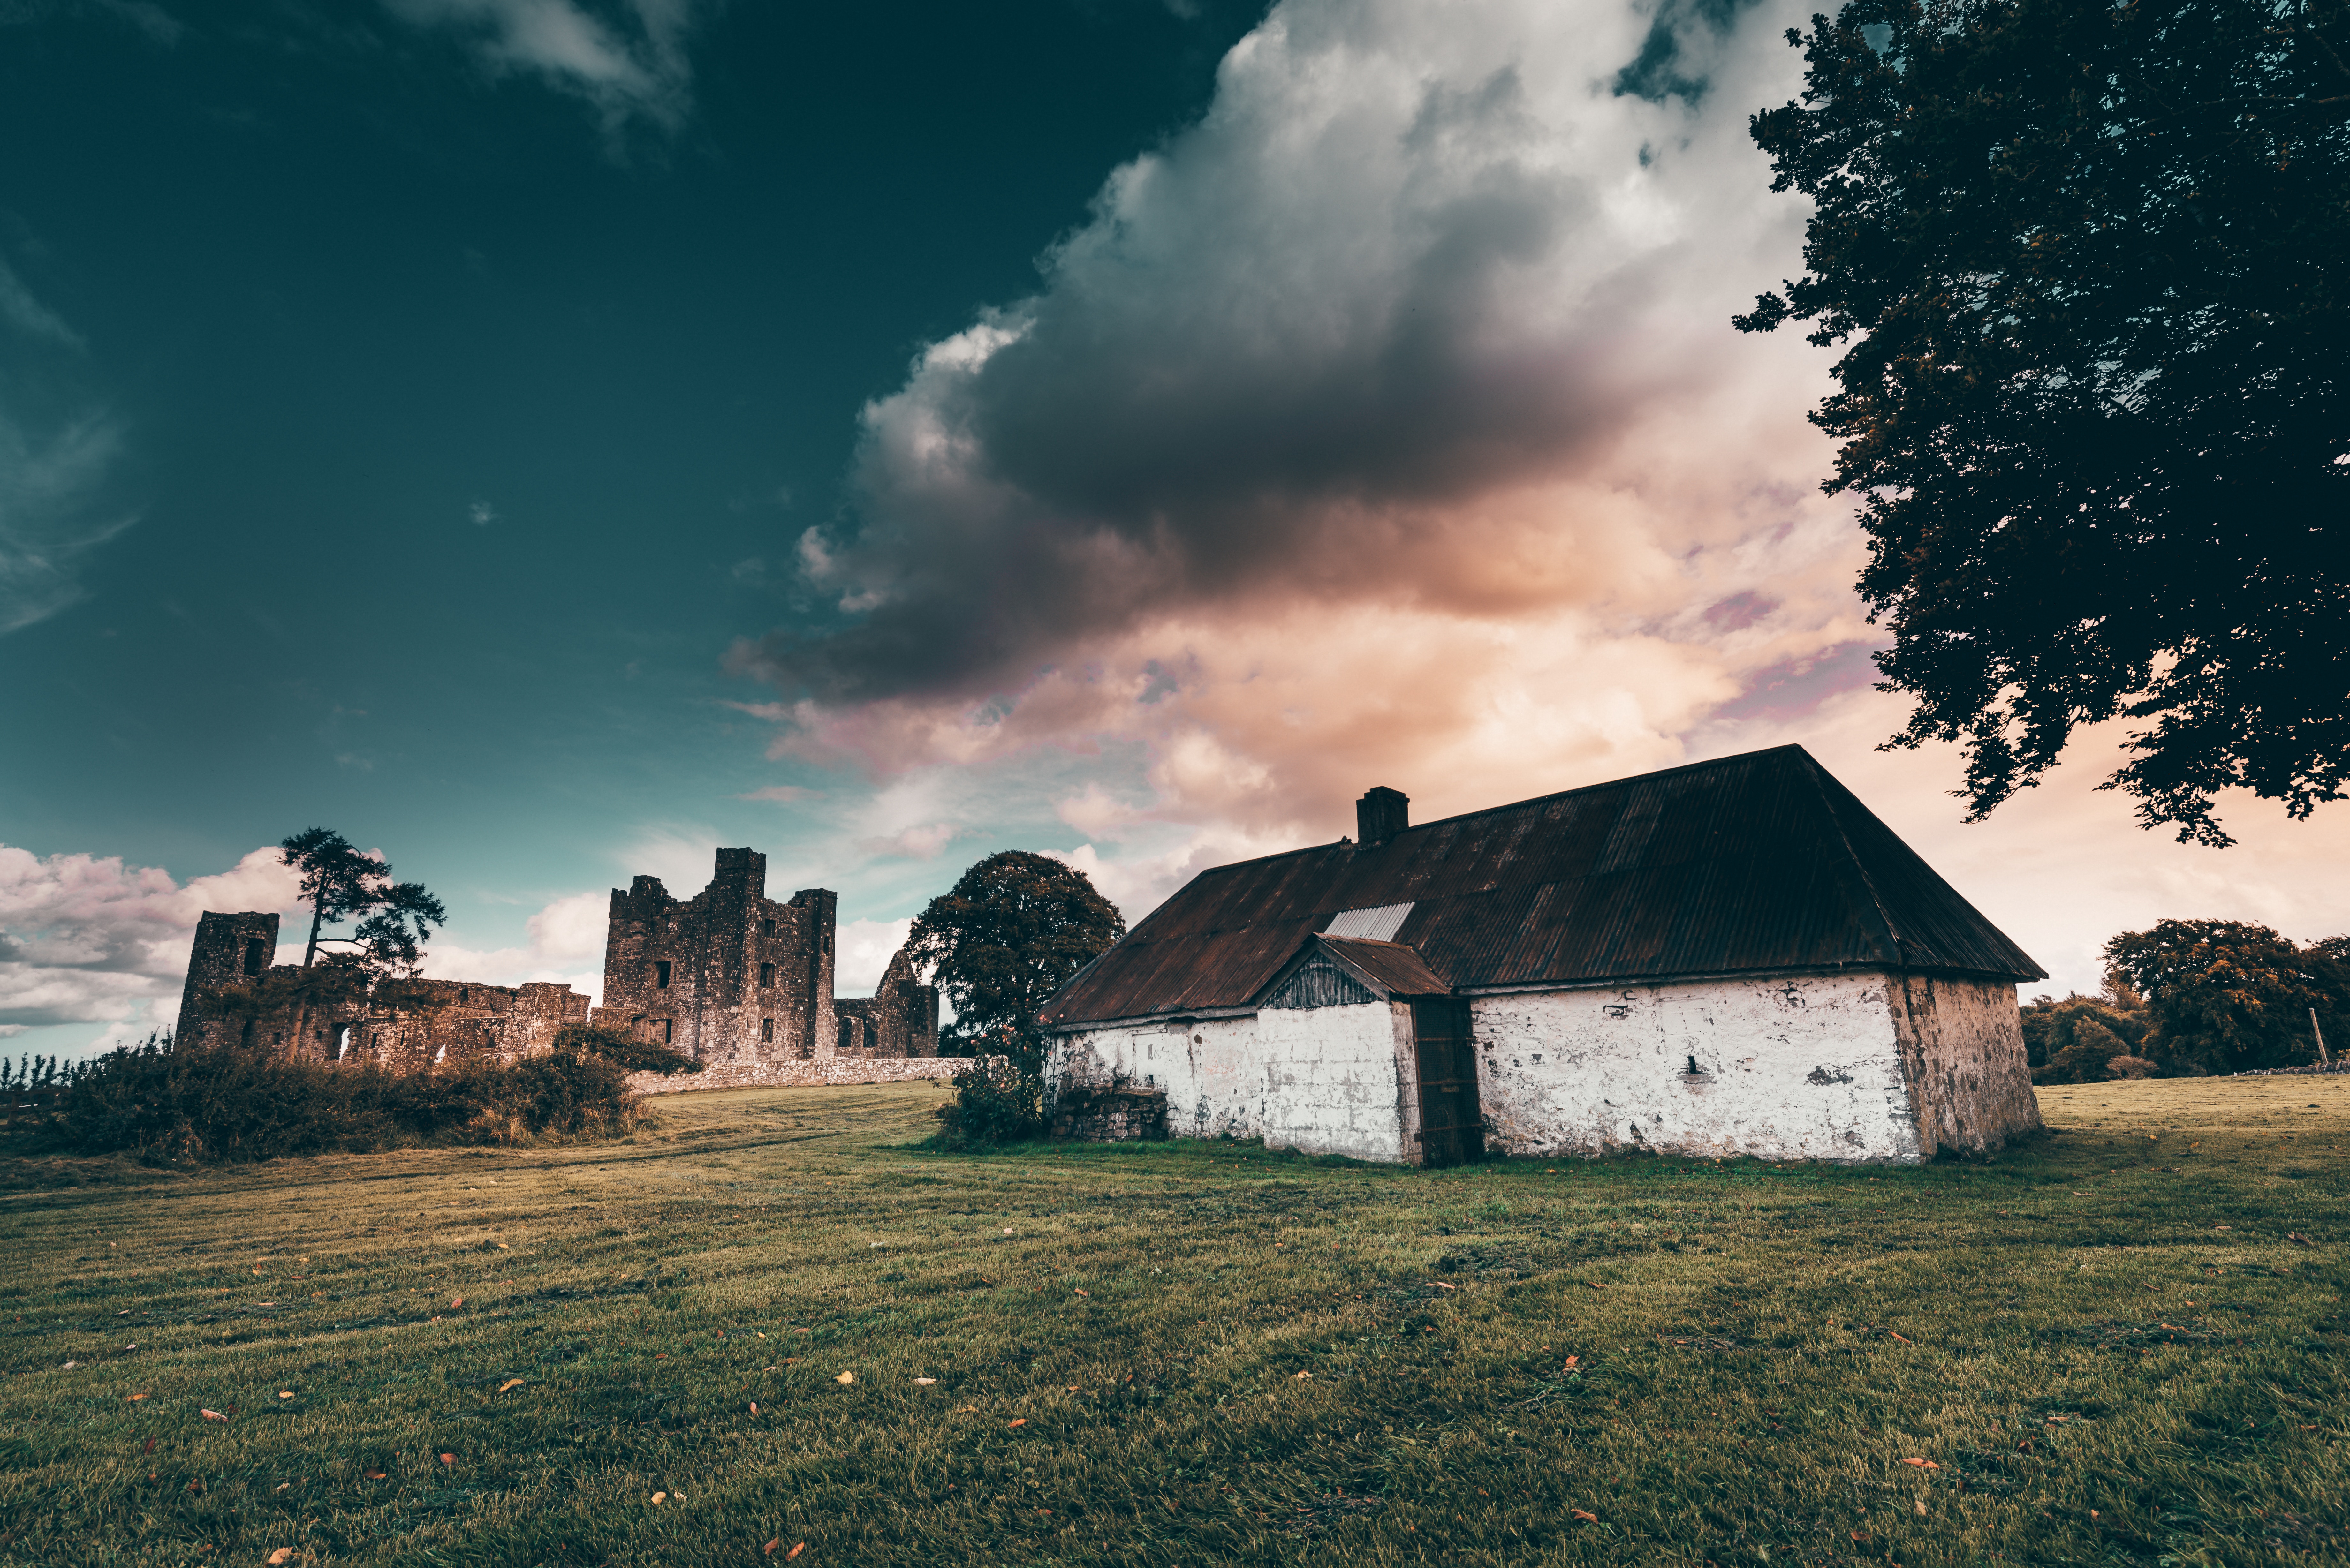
[551,1024,702,1075]
[27,1035,642,1164]
[932,1038,1042,1147]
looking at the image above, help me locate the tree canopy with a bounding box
[2101,919,2348,1073]
[278,827,447,976]
[903,850,1126,1062]
[1739,0,2349,845]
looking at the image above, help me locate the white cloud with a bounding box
[837,916,913,995]
[0,254,86,350]
[855,823,958,861]
[383,0,703,141]
[738,784,817,804]
[418,888,611,1005]
[0,846,302,1038]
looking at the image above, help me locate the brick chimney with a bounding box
[1356,786,1409,846]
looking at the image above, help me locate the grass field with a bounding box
[1,1075,2343,1567]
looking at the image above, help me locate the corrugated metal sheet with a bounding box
[1041,745,2044,1027]
[1323,902,1415,941]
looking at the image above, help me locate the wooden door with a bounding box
[1410,999,1484,1167]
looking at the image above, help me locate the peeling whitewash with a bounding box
[1047,969,2039,1166]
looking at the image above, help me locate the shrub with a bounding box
[550,1024,702,1075]
[933,1050,1042,1147]
[34,1035,641,1164]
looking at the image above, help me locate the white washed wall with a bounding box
[1049,1005,1411,1162]
[1051,968,2037,1166]
[1471,972,1927,1163]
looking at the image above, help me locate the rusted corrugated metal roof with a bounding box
[1317,937,1451,998]
[1040,744,2044,1027]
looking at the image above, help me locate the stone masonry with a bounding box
[176,847,938,1075]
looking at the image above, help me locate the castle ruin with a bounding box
[175,846,936,1070]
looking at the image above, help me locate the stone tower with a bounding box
[592,849,840,1066]
[177,911,279,1042]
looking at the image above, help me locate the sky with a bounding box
[4,0,2346,1059]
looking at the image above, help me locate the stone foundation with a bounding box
[1049,1085,1169,1142]
[625,1055,1004,1096]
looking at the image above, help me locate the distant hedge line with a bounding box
[0,1032,682,1164]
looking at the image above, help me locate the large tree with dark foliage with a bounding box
[2102,919,2349,1073]
[1738,0,2349,846]
[904,850,1126,1063]
[279,827,447,976]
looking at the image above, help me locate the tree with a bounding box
[1738,0,2350,846]
[903,851,1126,1067]
[2102,919,2349,1073]
[278,827,447,976]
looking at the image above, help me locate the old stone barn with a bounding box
[1041,745,2045,1166]
[176,847,936,1072]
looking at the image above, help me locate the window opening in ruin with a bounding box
[433,1043,447,1064]
[760,962,775,987]
[336,1025,351,1059]
[762,918,775,936]
[661,1018,673,1043]
[242,937,267,977]
[656,961,671,989]
[761,1017,774,1042]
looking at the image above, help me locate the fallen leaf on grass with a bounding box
[914,1377,937,1385]
[1427,1281,1457,1291]
[450,1297,464,1308]
[1007,1419,1027,1429]
[364,1471,386,1481]
[1902,1458,1939,1470]
[1572,1509,1597,1523]
[954,1406,978,1413]
[267,1550,294,1565]
[127,1393,148,1402]
[750,1403,759,1415]
[279,1391,294,1399]
[1074,1289,1090,1297]
[439,1453,457,1466]
[764,1541,780,1557]
[200,1410,228,1423]
[651,1491,667,1505]
[1293,1371,1312,1380]
[2288,1233,2313,1247]
[1887,1333,1913,1344]
[834,1371,855,1385]
[1585,1281,1607,1291]
[786,1545,806,1561]
[496,1379,525,1394]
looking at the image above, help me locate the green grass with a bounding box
[2,1076,2343,1566]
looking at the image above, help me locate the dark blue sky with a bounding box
[1,0,1260,894]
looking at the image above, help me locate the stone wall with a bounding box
[1890,973,2044,1155]
[1047,1085,1168,1141]
[626,1055,1002,1096]
[834,943,940,1058]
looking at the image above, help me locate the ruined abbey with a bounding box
[175,848,937,1070]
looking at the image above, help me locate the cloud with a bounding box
[738,784,817,804]
[0,255,133,636]
[382,0,703,141]
[732,0,1863,845]
[855,823,958,861]
[0,255,86,350]
[714,0,2350,983]
[418,888,610,1005]
[837,916,913,995]
[0,846,302,1039]
[469,499,497,525]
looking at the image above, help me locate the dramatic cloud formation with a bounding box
[734,0,1860,845]
[383,0,702,139]
[0,845,300,1044]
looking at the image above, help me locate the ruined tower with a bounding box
[592,849,841,1066]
